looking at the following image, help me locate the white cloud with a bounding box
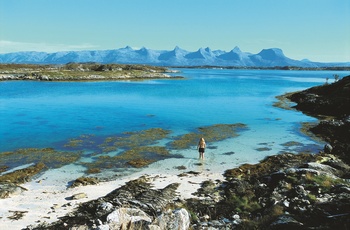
[0,40,100,53]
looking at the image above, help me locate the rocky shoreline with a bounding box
[16,76,348,230]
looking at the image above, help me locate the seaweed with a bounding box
[170,123,248,149]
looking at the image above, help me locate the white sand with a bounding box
[0,159,225,229]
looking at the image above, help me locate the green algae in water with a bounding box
[170,123,248,150]
[0,148,83,184]
[95,127,171,155]
[113,128,171,149]
[62,128,171,153]
[82,146,180,173]
[255,147,272,152]
[0,148,82,170]
[1,125,246,178]
[64,134,96,148]
[281,141,303,147]
[0,162,46,184]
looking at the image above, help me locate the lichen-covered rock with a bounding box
[155,208,190,230]
[106,208,152,229]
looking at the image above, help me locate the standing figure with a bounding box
[197,137,206,160]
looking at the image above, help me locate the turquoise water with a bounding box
[1,69,349,170]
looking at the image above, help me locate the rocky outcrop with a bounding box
[30,176,187,229]
[188,152,350,229]
[288,76,350,118]
[288,75,350,164]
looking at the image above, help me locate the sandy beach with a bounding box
[0,160,224,229]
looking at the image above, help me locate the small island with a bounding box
[0,63,182,81]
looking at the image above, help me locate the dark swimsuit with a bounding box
[199,147,205,153]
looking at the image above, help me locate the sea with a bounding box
[1,69,349,180]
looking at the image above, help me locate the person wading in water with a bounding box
[197,137,206,160]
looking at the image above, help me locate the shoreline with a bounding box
[0,161,225,229]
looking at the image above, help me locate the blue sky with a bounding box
[0,0,349,62]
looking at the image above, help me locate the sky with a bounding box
[0,0,349,62]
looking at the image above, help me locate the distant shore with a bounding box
[0,63,183,81]
[1,63,349,83]
[173,65,350,71]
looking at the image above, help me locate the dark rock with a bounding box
[69,177,99,188]
[31,176,181,229]
[288,76,350,118]
[324,143,333,153]
[287,76,350,165]
[330,184,350,194]
[269,214,304,229]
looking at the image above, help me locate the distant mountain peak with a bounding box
[124,46,133,50]
[204,47,212,53]
[185,48,206,59]
[232,46,242,53]
[257,48,286,59]
[0,46,347,67]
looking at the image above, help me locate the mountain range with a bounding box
[0,46,349,67]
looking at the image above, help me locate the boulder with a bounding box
[324,144,333,153]
[305,162,339,177]
[155,208,190,230]
[106,208,151,229]
[71,192,87,200]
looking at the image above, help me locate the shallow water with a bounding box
[1,69,349,177]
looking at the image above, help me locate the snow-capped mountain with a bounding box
[0,46,349,67]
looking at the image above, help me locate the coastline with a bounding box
[0,161,225,229]
[0,72,349,229]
